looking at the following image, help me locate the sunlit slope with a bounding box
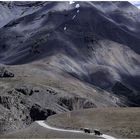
[48,107,140,138]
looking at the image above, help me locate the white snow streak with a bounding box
[69,1,75,5]
[75,4,80,8]
[77,10,80,13]
[72,15,76,19]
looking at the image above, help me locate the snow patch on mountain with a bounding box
[75,4,80,8]
[64,27,67,30]
[69,1,75,5]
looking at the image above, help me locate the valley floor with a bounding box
[1,107,140,139]
[48,107,140,139]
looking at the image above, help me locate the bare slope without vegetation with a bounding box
[0,1,140,137]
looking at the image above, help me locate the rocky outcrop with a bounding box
[30,104,56,121]
[0,67,14,78]
[0,84,97,134]
[58,97,96,111]
[0,96,12,109]
[15,86,34,96]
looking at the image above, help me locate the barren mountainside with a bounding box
[0,1,140,136]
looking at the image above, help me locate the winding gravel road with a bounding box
[36,121,116,139]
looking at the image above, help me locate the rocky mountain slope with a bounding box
[0,1,140,135]
[0,63,119,135]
